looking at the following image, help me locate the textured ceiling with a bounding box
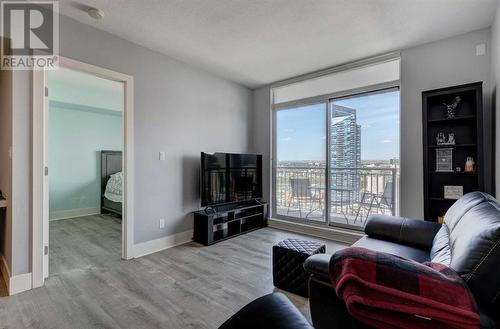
[58,0,498,88]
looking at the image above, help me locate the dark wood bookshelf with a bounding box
[427,115,476,123]
[422,82,484,221]
[427,144,476,149]
[430,172,477,176]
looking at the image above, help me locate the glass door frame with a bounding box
[327,86,401,231]
[271,82,401,230]
[272,100,329,226]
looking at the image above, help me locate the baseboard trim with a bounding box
[49,207,101,221]
[268,218,363,245]
[132,230,193,258]
[9,272,32,295]
[0,257,33,295]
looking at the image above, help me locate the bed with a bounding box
[101,150,123,217]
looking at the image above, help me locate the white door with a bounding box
[43,80,50,279]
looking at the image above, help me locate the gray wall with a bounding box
[251,87,271,203]
[492,2,500,198]
[60,16,253,243]
[400,28,492,218]
[11,70,31,276]
[10,15,252,276]
[0,41,30,276]
[0,56,13,273]
[252,28,493,220]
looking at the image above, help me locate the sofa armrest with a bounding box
[304,254,331,282]
[218,293,314,329]
[365,214,441,250]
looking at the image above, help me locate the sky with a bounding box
[276,90,400,161]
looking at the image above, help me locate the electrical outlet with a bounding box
[159,218,165,229]
[159,151,166,161]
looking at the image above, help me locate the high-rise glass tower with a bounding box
[331,105,361,203]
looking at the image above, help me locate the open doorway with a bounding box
[47,67,124,275]
[32,57,134,287]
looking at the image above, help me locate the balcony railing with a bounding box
[274,166,398,228]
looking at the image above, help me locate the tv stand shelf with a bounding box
[193,201,268,245]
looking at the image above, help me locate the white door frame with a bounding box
[32,56,135,288]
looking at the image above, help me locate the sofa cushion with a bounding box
[431,191,500,312]
[430,225,451,265]
[364,214,441,250]
[443,191,492,231]
[304,236,431,283]
[353,236,430,263]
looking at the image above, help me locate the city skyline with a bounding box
[276,90,400,162]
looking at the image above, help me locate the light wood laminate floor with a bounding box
[0,215,346,329]
[49,214,122,275]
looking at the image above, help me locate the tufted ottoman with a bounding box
[272,238,326,297]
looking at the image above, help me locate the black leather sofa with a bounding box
[218,293,314,329]
[219,191,500,329]
[305,191,500,329]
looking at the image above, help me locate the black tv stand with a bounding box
[193,200,268,245]
[203,206,217,214]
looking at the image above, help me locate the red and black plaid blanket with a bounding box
[329,247,480,329]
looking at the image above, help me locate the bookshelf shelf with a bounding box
[422,82,484,221]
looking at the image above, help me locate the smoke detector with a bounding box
[87,8,104,20]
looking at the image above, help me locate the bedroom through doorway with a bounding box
[47,66,124,276]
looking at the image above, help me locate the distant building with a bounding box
[331,105,361,203]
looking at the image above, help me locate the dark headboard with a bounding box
[101,150,122,206]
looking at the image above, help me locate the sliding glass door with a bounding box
[273,89,400,230]
[329,89,400,229]
[274,103,327,223]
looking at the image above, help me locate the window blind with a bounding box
[272,58,400,104]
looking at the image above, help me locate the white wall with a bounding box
[492,1,500,198]
[9,15,253,276]
[252,28,493,220]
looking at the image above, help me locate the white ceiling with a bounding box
[59,0,498,88]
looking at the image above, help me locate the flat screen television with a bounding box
[201,152,263,207]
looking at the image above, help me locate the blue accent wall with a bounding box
[48,103,123,217]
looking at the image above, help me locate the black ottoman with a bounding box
[272,238,326,297]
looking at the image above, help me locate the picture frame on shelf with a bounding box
[444,185,463,200]
[435,148,453,172]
